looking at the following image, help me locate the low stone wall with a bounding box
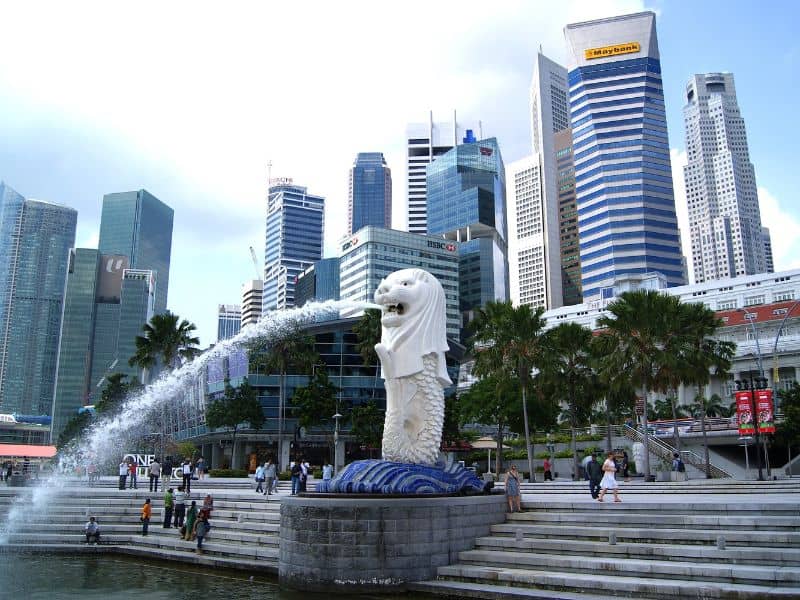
[279,493,507,593]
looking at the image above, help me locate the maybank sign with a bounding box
[584,41,640,60]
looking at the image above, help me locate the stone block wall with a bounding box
[279,494,507,592]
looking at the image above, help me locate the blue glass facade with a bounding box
[349,152,392,234]
[565,13,686,300]
[0,182,77,416]
[263,184,324,310]
[98,190,173,314]
[295,258,340,308]
[217,305,242,342]
[425,138,509,332]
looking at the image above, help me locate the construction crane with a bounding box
[249,246,262,280]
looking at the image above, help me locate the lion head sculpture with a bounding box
[374,268,451,386]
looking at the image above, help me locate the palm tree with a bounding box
[251,321,318,469]
[353,309,382,397]
[680,302,735,477]
[129,311,201,382]
[469,301,546,480]
[540,322,595,480]
[597,290,688,479]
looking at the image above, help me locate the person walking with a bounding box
[128,459,138,489]
[163,457,174,486]
[196,457,206,481]
[264,459,277,496]
[181,459,193,494]
[173,486,186,529]
[254,463,265,494]
[163,488,174,527]
[184,500,198,541]
[597,451,621,503]
[194,510,211,554]
[586,453,603,499]
[543,457,552,482]
[118,460,129,490]
[149,459,161,493]
[290,461,301,495]
[140,499,152,536]
[322,462,333,482]
[505,465,522,513]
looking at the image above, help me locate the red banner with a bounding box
[755,389,775,434]
[736,391,755,436]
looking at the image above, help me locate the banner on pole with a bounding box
[735,391,755,436]
[755,389,775,434]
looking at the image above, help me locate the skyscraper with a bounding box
[348,153,392,234]
[98,189,173,314]
[0,182,77,416]
[426,137,509,332]
[762,227,774,274]
[51,251,156,441]
[241,280,263,328]
[294,258,340,308]
[554,129,583,306]
[217,304,242,341]
[263,181,325,311]
[406,111,481,234]
[683,72,768,283]
[564,12,686,301]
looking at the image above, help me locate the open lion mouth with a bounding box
[385,303,405,315]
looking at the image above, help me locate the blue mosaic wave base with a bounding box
[316,459,486,495]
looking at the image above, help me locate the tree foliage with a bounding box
[129,311,200,378]
[292,368,339,430]
[205,378,264,468]
[350,399,384,454]
[776,382,800,449]
[353,309,381,367]
[56,411,93,450]
[94,372,139,415]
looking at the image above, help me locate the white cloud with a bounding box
[670,148,693,283]
[0,0,646,345]
[758,186,800,271]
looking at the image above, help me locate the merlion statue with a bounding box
[374,268,451,465]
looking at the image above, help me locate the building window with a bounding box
[743,295,764,307]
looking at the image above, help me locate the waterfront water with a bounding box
[0,553,431,599]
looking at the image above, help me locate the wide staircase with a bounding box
[410,479,800,599]
[0,477,291,572]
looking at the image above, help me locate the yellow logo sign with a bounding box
[584,42,641,60]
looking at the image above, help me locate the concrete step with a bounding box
[472,535,800,567]
[9,525,279,546]
[508,511,800,530]
[457,549,800,586]
[517,500,800,516]
[409,580,624,600]
[491,522,800,547]
[435,564,800,599]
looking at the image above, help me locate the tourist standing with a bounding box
[196,457,206,480]
[141,499,151,536]
[118,460,128,490]
[184,500,198,540]
[597,451,621,503]
[264,459,277,496]
[586,453,603,499]
[299,458,309,493]
[163,488,174,527]
[202,494,214,515]
[149,459,161,492]
[194,510,211,554]
[163,457,174,486]
[622,451,630,481]
[322,462,333,482]
[254,463,265,494]
[84,516,101,544]
[128,458,138,489]
[543,457,552,481]
[290,461,300,495]
[173,486,186,528]
[505,465,521,513]
[181,459,192,493]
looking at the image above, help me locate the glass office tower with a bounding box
[565,12,686,301]
[217,304,242,341]
[263,183,324,311]
[98,190,173,314]
[426,137,509,333]
[348,153,392,234]
[0,182,77,416]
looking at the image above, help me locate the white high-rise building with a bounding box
[513,51,570,309]
[683,72,767,283]
[507,155,548,308]
[241,280,263,328]
[405,111,480,234]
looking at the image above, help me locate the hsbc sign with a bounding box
[427,240,457,252]
[341,236,359,252]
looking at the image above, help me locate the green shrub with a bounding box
[278,471,291,481]
[209,469,248,478]
[554,449,574,458]
[312,469,322,479]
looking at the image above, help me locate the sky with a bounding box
[1,0,798,347]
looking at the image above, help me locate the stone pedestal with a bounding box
[279,493,506,593]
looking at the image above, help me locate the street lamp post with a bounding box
[736,309,770,480]
[332,412,342,474]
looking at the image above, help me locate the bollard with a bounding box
[609,532,617,545]
[516,529,523,542]
[717,535,726,550]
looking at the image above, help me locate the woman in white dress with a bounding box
[597,451,621,503]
